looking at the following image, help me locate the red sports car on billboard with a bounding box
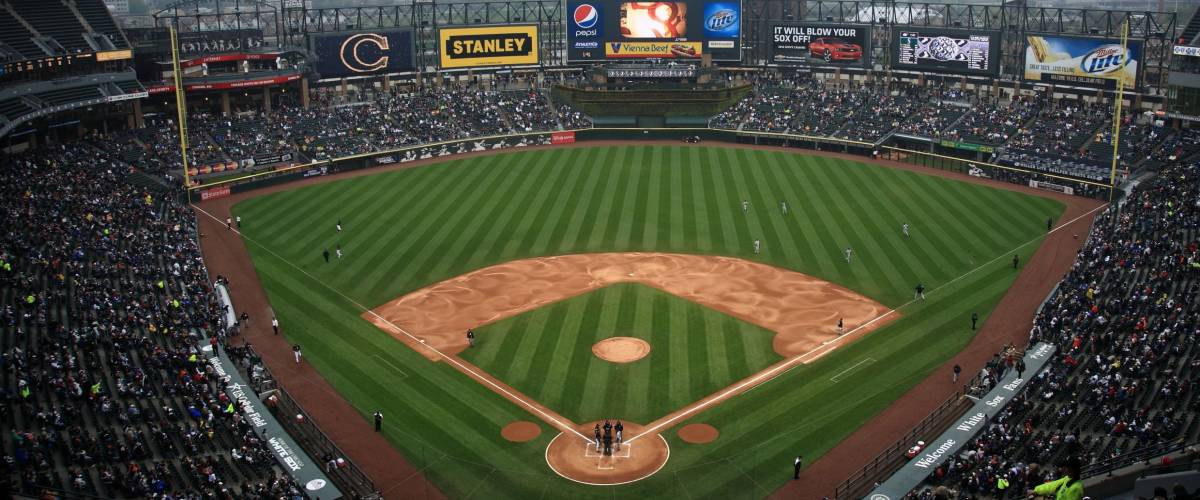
[809,37,863,62]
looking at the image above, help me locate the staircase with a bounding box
[1179,8,1200,46]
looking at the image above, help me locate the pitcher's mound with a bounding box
[678,424,719,444]
[592,337,650,363]
[501,421,541,442]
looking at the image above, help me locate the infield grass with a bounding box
[460,282,783,424]
[232,145,1064,499]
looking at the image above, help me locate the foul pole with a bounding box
[169,26,192,199]
[1108,19,1129,203]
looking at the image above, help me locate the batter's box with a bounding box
[584,442,632,459]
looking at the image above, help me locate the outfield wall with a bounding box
[186,127,1117,203]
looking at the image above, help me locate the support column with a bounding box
[132,98,145,129]
[301,77,310,109]
[382,74,391,92]
[220,91,231,116]
[263,87,271,113]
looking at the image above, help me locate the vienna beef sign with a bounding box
[439,25,540,69]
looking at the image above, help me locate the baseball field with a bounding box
[224,144,1067,498]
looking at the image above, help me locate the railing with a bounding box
[831,383,975,499]
[1082,438,1190,479]
[243,352,382,499]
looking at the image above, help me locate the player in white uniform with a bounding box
[742,200,749,213]
[902,223,910,237]
[845,247,853,263]
[781,201,788,215]
[753,239,761,254]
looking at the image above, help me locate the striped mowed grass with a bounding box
[233,145,1063,498]
[459,282,783,424]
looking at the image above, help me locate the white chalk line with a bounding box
[626,202,1106,444]
[372,354,409,378]
[830,357,876,383]
[193,205,593,443]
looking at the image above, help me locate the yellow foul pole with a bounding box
[1108,19,1129,203]
[170,26,191,191]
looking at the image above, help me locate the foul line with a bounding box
[626,202,1107,444]
[372,354,409,378]
[830,357,876,383]
[192,205,593,444]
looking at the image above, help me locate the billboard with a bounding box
[769,23,870,67]
[1024,35,1141,89]
[567,0,741,61]
[438,25,540,69]
[891,28,999,76]
[308,30,414,78]
[178,29,264,55]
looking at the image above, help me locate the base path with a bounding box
[365,252,894,361]
[545,421,669,485]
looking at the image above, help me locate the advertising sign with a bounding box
[438,25,539,69]
[1024,35,1142,89]
[178,29,264,55]
[892,28,1000,76]
[308,29,414,78]
[567,0,741,61]
[605,41,701,58]
[770,23,870,67]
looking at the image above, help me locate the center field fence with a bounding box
[184,128,1117,205]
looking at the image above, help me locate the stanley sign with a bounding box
[439,25,540,68]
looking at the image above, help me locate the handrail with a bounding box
[832,383,975,499]
[1082,438,1190,478]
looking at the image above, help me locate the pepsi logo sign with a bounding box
[574,4,598,29]
[571,3,600,38]
[1080,44,1129,75]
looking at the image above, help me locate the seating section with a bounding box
[102,87,592,174]
[0,144,304,498]
[0,9,44,61]
[906,159,1200,498]
[73,0,128,48]
[10,1,91,53]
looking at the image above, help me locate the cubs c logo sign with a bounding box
[574,4,598,28]
[339,33,389,73]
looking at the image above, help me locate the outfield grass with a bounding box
[232,145,1064,498]
[460,283,783,424]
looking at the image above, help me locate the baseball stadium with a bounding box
[2,0,1200,498]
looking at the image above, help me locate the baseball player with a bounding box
[781,201,788,215]
[915,283,926,300]
[844,247,853,263]
[902,223,909,237]
[742,200,749,213]
[293,344,302,364]
[225,217,232,230]
[336,244,343,259]
[615,421,624,451]
[236,215,242,228]
[753,239,761,255]
[837,318,844,335]
[336,220,343,233]
[467,328,476,347]
[593,424,602,450]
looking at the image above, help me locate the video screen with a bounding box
[891,28,999,76]
[620,2,688,38]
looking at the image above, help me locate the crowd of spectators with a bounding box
[100,86,591,181]
[908,158,1200,498]
[0,142,306,497]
